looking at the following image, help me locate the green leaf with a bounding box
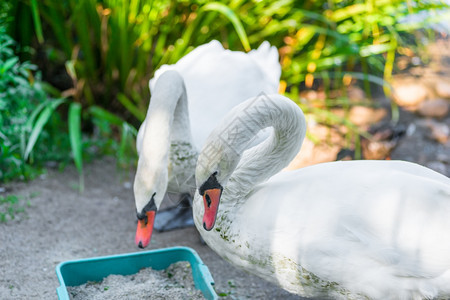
[118,122,137,165]
[117,93,146,122]
[68,102,82,172]
[0,57,19,74]
[24,102,47,130]
[202,2,250,51]
[46,4,73,56]
[24,98,66,161]
[21,101,48,157]
[359,43,395,57]
[30,0,44,44]
[89,106,125,127]
[65,60,77,80]
[68,102,84,193]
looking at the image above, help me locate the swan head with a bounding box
[198,172,223,231]
[133,159,168,248]
[196,139,240,231]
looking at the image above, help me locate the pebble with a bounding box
[423,119,449,144]
[417,99,449,118]
[299,90,326,101]
[349,106,387,127]
[406,123,417,137]
[347,86,365,102]
[392,81,428,107]
[436,79,450,99]
[362,140,395,160]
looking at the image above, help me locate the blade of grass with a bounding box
[118,122,137,167]
[68,102,84,193]
[21,101,48,158]
[89,106,125,127]
[385,52,399,123]
[45,4,73,56]
[117,93,146,122]
[314,71,387,88]
[72,1,97,78]
[202,2,250,51]
[30,0,44,44]
[24,98,66,161]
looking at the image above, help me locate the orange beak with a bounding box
[202,188,222,231]
[135,211,155,248]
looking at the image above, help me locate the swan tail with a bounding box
[248,41,281,89]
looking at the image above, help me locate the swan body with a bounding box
[194,94,450,299]
[134,40,281,248]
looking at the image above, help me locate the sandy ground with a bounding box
[0,158,303,299]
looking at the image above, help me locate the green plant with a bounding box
[2,0,448,174]
[1,6,141,184]
[236,0,448,152]
[30,1,448,121]
[14,0,250,124]
[0,23,53,181]
[0,27,108,184]
[0,194,26,222]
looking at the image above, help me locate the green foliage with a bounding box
[23,98,66,161]
[88,105,138,168]
[6,0,252,122]
[0,23,136,183]
[1,0,448,181]
[0,24,51,181]
[240,0,448,90]
[15,0,446,117]
[0,194,26,222]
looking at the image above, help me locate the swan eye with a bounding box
[205,194,212,207]
[199,172,223,196]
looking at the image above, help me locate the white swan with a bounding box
[194,94,450,299]
[134,40,281,248]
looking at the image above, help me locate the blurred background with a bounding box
[1,0,449,189]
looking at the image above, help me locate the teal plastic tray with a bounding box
[56,246,218,300]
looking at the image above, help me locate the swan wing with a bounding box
[248,41,281,87]
[149,40,281,149]
[240,160,450,297]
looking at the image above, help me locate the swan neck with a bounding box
[142,72,192,158]
[198,94,306,198]
[134,71,194,213]
[232,94,305,194]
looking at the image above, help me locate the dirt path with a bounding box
[0,158,302,299]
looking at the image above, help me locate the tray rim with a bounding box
[55,246,218,300]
